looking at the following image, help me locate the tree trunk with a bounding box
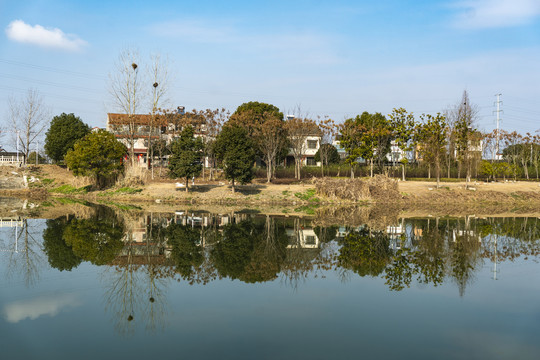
[266,158,272,183]
[436,162,440,189]
[428,164,431,179]
[370,160,374,177]
[231,178,235,193]
[185,177,189,192]
[402,163,406,181]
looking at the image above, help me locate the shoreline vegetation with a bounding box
[1,165,540,217]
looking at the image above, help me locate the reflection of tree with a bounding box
[6,219,45,287]
[384,224,446,291]
[281,219,324,288]
[449,220,481,297]
[63,209,124,265]
[211,217,288,283]
[338,226,391,277]
[142,216,170,333]
[167,223,204,278]
[243,216,288,283]
[42,216,82,271]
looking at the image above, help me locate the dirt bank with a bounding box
[1,165,540,208]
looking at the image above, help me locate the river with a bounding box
[1,199,539,359]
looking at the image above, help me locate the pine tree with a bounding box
[168,125,204,192]
[214,125,256,192]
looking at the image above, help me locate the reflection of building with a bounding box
[286,227,320,249]
[0,216,24,228]
[387,224,404,251]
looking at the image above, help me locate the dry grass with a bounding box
[313,175,399,202]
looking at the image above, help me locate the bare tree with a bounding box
[148,54,170,179]
[447,90,479,184]
[8,89,49,161]
[257,112,288,183]
[286,116,320,180]
[109,48,143,166]
[316,116,336,177]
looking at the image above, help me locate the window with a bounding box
[304,235,316,245]
[307,140,318,149]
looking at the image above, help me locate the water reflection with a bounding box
[3,202,540,336]
[2,217,45,287]
[34,210,540,294]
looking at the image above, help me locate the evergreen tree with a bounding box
[44,113,90,163]
[214,124,255,192]
[65,129,127,188]
[168,125,204,192]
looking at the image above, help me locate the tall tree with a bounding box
[214,124,256,192]
[147,53,170,178]
[231,101,284,131]
[255,112,288,183]
[449,90,479,183]
[8,89,50,160]
[388,108,415,181]
[65,130,127,188]
[316,116,336,176]
[285,116,320,180]
[44,113,90,163]
[339,112,391,177]
[229,102,286,182]
[108,48,143,166]
[415,113,447,188]
[168,125,204,192]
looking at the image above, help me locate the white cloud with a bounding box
[5,20,87,51]
[3,294,81,323]
[451,0,540,29]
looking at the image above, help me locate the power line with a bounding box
[0,73,103,94]
[0,58,107,80]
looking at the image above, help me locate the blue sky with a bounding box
[1,0,539,146]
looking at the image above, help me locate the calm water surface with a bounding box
[1,203,540,359]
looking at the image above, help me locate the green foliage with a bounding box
[314,144,340,165]
[214,124,256,189]
[415,113,447,184]
[294,188,319,202]
[167,223,204,278]
[233,101,284,122]
[42,217,82,271]
[168,125,204,190]
[65,129,127,189]
[340,112,391,171]
[44,113,90,163]
[62,207,125,265]
[211,218,288,283]
[338,227,392,277]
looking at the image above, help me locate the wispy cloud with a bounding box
[5,20,87,51]
[148,19,342,65]
[451,0,540,29]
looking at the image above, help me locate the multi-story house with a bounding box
[106,107,210,168]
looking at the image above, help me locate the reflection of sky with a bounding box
[3,293,81,323]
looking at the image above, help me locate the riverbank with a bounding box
[1,165,540,208]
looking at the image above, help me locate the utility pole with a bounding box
[494,94,503,160]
